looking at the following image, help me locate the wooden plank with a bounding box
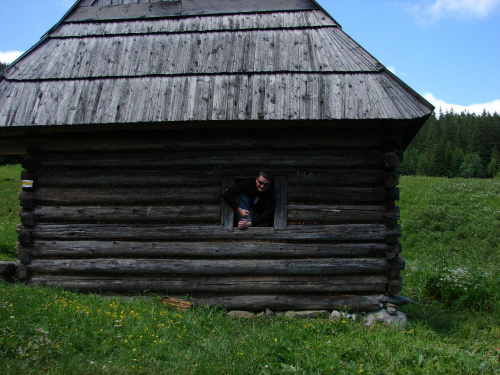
[66,0,318,22]
[31,205,221,223]
[24,240,394,258]
[19,187,221,205]
[181,0,319,17]
[66,2,182,22]
[30,275,388,294]
[53,10,337,38]
[191,294,381,311]
[22,168,387,187]
[0,76,433,126]
[23,223,401,241]
[288,205,399,223]
[28,258,390,275]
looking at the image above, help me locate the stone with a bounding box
[365,309,407,327]
[227,310,255,318]
[265,308,275,316]
[330,310,342,320]
[376,294,411,306]
[284,310,330,319]
[386,306,397,315]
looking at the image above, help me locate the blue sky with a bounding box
[1,0,499,115]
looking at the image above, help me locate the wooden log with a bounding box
[288,204,399,223]
[386,243,402,260]
[19,187,221,205]
[30,275,389,294]
[32,150,384,169]
[20,213,36,227]
[386,188,400,201]
[31,205,220,223]
[17,243,31,264]
[384,152,400,171]
[22,168,387,187]
[28,258,390,275]
[159,297,193,311]
[22,158,39,173]
[288,186,386,203]
[16,131,401,154]
[384,170,400,189]
[191,294,382,312]
[15,264,28,280]
[388,257,406,279]
[24,240,393,259]
[25,224,401,242]
[387,277,403,295]
[17,226,33,244]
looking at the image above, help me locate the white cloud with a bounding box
[424,93,500,116]
[0,51,24,64]
[387,66,397,74]
[411,0,500,22]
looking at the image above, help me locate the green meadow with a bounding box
[1,164,499,374]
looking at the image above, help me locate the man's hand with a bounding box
[237,208,250,218]
[238,219,252,229]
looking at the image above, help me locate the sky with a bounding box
[0,0,499,115]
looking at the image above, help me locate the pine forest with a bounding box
[400,110,500,178]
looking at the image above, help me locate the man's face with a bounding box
[255,175,271,192]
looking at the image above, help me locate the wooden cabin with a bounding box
[0,0,433,311]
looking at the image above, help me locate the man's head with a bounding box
[255,170,273,192]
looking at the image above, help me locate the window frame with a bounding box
[221,176,287,230]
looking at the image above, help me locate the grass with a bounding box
[0,164,21,261]
[1,165,499,374]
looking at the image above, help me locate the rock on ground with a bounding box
[364,309,407,327]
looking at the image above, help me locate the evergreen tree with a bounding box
[459,153,485,178]
[486,147,499,177]
[402,110,500,178]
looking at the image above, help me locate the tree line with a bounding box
[399,110,500,178]
[0,62,7,71]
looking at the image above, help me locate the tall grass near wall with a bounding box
[0,165,499,374]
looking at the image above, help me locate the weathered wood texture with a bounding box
[17,128,405,310]
[0,73,432,127]
[30,275,388,293]
[9,28,381,80]
[67,0,319,22]
[21,241,397,258]
[54,10,336,38]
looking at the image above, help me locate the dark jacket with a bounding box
[222,179,275,226]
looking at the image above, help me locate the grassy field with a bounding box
[1,164,499,374]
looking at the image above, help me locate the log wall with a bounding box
[17,126,405,311]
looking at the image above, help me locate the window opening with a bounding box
[221,175,287,230]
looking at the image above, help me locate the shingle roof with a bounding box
[0,0,433,127]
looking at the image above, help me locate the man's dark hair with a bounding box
[258,170,274,180]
